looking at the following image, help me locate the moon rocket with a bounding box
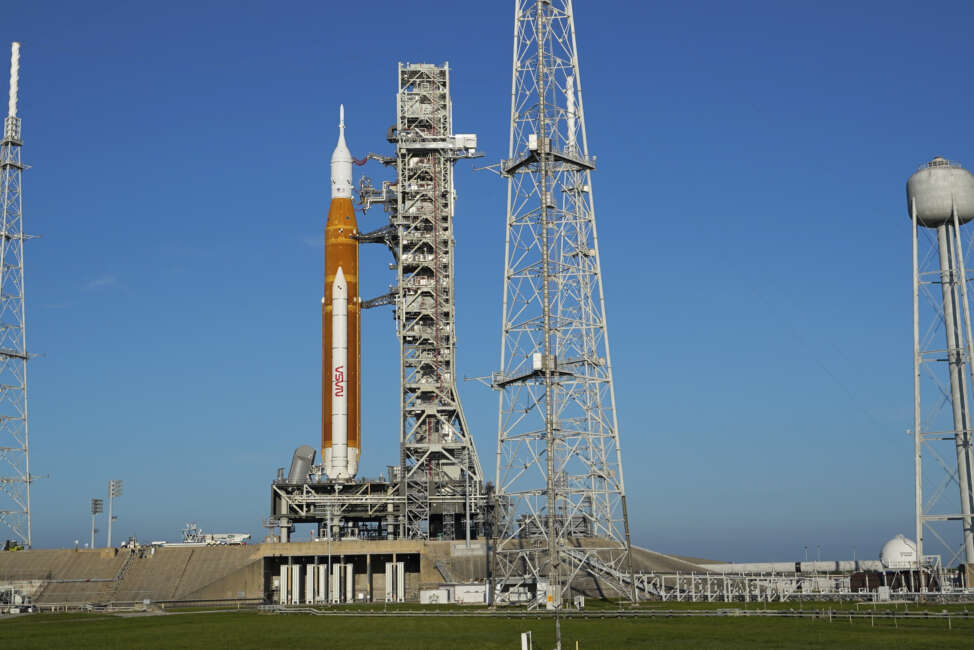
[322,105,360,480]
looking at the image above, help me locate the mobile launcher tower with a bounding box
[268,63,488,543]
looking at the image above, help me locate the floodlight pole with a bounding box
[106,480,122,548]
[107,492,113,548]
[90,498,103,549]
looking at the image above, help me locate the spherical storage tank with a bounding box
[880,534,917,569]
[906,157,974,227]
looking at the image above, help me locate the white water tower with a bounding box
[908,156,974,568]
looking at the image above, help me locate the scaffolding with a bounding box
[492,1,635,607]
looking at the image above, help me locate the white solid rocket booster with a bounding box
[330,266,349,478]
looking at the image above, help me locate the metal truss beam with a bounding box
[911,191,974,573]
[0,43,32,548]
[492,0,635,608]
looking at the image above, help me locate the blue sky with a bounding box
[3,0,973,561]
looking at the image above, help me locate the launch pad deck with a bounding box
[269,476,488,542]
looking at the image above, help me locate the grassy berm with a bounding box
[2,610,974,649]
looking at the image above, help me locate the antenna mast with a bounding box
[0,41,33,548]
[492,1,636,606]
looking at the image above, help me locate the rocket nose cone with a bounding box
[331,105,353,199]
[332,266,348,297]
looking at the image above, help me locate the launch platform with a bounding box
[268,470,491,543]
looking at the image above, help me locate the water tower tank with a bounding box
[906,157,974,227]
[880,534,917,569]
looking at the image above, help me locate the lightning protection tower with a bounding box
[909,157,974,573]
[492,0,635,606]
[359,63,486,540]
[0,42,32,548]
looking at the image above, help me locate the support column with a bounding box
[290,563,301,604]
[936,223,974,563]
[367,553,372,602]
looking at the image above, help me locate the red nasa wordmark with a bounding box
[334,366,345,398]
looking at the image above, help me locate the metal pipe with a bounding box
[913,199,924,578]
[950,204,974,562]
[465,449,471,547]
[533,1,562,638]
[936,223,974,563]
[8,42,18,118]
[107,489,113,548]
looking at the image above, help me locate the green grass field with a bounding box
[3,610,974,649]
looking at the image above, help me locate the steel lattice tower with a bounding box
[492,1,635,606]
[360,63,486,539]
[909,157,974,573]
[0,42,32,548]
